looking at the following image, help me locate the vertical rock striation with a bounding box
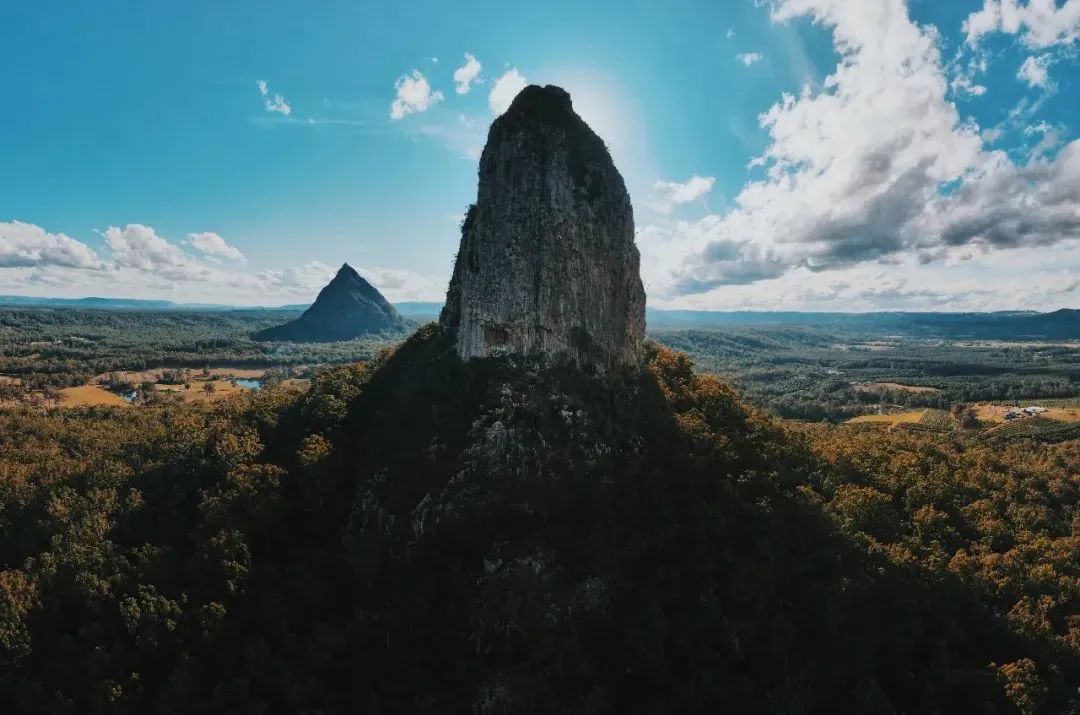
[440,84,646,371]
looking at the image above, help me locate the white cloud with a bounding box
[652,176,717,214]
[390,70,444,120]
[736,52,763,66]
[248,261,336,297]
[453,53,483,94]
[488,68,528,115]
[0,221,101,269]
[103,224,211,282]
[0,221,443,306]
[1017,53,1052,87]
[647,242,1080,313]
[963,0,1080,49]
[186,232,245,262]
[356,266,445,302]
[645,0,1080,300]
[948,50,989,97]
[256,79,291,116]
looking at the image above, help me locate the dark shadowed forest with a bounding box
[0,323,1077,713]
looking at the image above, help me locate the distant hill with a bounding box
[0,295,290,311]
[0,295,185,310]
[0,294,1076,340]
[645,308,1080,338]
[252,263,407,342]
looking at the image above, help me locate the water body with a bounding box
[236,378,263,390]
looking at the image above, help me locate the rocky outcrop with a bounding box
[254,263,406,342]
[440,84,646,372]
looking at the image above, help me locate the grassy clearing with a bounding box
[848,410,927,427]
[58,385,132,408]
[975,403,1080,425]
[153,379,251,403]
[917,409,955,430]
[94,366,267,384]
[984,416,1080,444]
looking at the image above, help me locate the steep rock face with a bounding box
[254,263,406,342]
[440,84,646,371]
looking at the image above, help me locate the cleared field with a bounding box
[984,416,1080,444]
[974,404,1080,425]
[155,379,251,403]
[957,340,1080,349]
[848,410,927,426]
[918,409,955,429]
[834,343,894,352]
[95,366,267,384]
[0,375,21,386]
[853,382,941,394]
[58,385,131,408]
[974,404,1012,424]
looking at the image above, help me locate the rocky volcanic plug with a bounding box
[254,263,405,342]
[441,85,646,371]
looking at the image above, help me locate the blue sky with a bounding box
[2,0,1079,310]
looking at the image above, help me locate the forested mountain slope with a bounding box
[0,324,1076,712]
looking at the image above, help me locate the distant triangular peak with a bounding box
[440,84,646,371]
[253,262,406,342]
[335,262,360,279]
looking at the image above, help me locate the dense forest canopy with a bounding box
[0,323,1077,713]
[2,307,1079,421]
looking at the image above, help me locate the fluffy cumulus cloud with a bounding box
[356,266,445,302]
[962,0,1080,88]
[246,261,337,296]
[736,52,763,66]
[453,53,482,94]
[390,70,444,120]
[103,224,212,282]
[186,232,245,262]
[652,176,716,214]
[0,220,445,306]
[488,68,528,115]
[1017,53,1052,87]
[963,0,1080,49]
[256,80,291,116]
[0,221,102,269]
[642,0,1080,304]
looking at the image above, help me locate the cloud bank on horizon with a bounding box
[639,0,1080,312]
[2,0,1080,311]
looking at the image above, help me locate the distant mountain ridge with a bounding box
[0,294,1076,340]
[252,263,407,342]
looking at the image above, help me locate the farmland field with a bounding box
[983,416,1080,444]
[848,410,927,426]
[57,385,131,408]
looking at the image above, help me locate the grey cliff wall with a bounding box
[440,84,646,371]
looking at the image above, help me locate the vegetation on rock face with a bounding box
[0,324,1077,712]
